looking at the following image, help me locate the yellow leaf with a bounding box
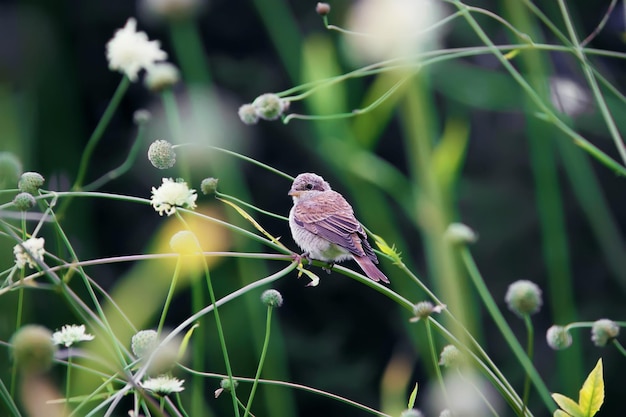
[504,49,520,60]
[407,383,418,409]
[552,393,584,417]
[178,323,199,362]
[578,358,604,417]
[554,410,572,417]
[218,198,286,249]
[371,233,402,264]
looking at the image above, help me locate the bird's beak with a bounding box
[288,190,299,197]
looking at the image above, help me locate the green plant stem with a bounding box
[10,281,24,398]
[161,89,190,181]
[521,315,534,416]
[0,378,20,417]
[73,76,131,191]
[157,257,182,336]
[612,340,626,357]
[201,256,240,417]
[425,318,447,404]
[82,123,147,191]
[556,0,626,165]
[66,353,73,415]
[244,305,274,417]
[181,366,391,417]
[459,247,554,411]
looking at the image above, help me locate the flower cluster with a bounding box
[142,375,185,395]
[52,324,95,348]
[151,178,197,216]
[13,237,46,269]
[238,93,289,125]
[106,18,167,81]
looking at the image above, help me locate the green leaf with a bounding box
[552,393,584,417]
[178,323,200,361]
[578,358,604,417]
[407,383,418,409]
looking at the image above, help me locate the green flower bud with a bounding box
[439,344,464,368]
[261,289,283,308]
[131,330,158,358]
[252,93,287,121]
[18,172,45,195]
[148,140,176,169]
[200,177,219,195]
[13,192,36,211]
[505,280,542,317]
[11,325,57,373]
[546,325,572,350]
[238,103,259,125]
[591,319,619,347]
[220,378,238,391]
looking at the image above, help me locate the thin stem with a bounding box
[157,257,182,336]
[82,122,147,191]
[73,76,131,191]
[181,366,391,417]
[200,248,240,417]
[66,353,73,415]
[521,315,534,416]
[460,247,554,411]
[425,318,447,404]
[244,305,274,417]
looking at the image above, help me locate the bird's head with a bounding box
[288,173,331,200]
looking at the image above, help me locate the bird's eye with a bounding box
[305,183,314,190]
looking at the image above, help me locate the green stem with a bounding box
[425,318,448,404]
[612,340,626,357]
[521,315,534,416]
[201,253,240,417]
[460,247,554,411]
[82,122,147,191]
[244,305,273,417]
[66,353,73,415]
[73,76,131,190]
[157,257,182,336]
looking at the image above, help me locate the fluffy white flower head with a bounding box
[151,178,197,216]
[13,237,45,269]
[142,375,185,395]
[345,0,446,63]
[52,324,95,347]
[106,18,167,81]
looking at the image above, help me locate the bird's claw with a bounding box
[322,262,334,274]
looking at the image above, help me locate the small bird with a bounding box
[288,173,389,283]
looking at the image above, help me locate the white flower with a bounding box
[142,375,185,395]
[106,18,167,81]
[52,324,95,347]
[151,178,197,216]
[13,237,45,269]
[344,0,447,63]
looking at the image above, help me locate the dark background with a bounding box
[1,0,625,416]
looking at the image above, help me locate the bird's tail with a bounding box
[353,255,390,284]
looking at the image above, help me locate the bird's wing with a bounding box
[293,191,378,262]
